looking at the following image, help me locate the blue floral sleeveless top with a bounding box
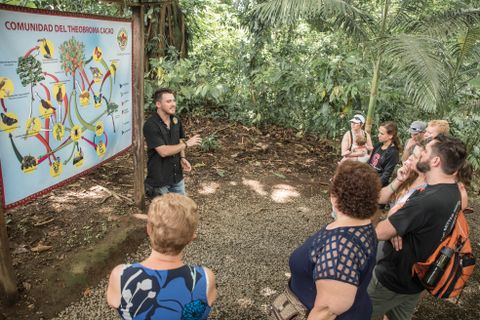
[117,263,211,320]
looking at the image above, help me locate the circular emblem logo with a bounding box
[117,28,128,51]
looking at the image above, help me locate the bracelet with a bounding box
[180,156,186,159]
[182,140,188,149]
[389,183,396,193]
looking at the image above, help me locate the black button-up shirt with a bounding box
[143,113,185,188]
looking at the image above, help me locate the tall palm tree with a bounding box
[254,0,480,133]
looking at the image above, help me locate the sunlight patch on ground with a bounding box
[236,298,254,308]
[297,206,311,213]
[53,185,107,202]
[260,287,277,297]
[229,181,238,186]
[50,202,75,211]
[271,184,300,203]
[242,178,268,196]
[197,181,220,195]
[97,206,113,214]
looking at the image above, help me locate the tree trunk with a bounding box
[132,5,146,210]
[144,0,188,74]
[366,57,382,134]
[365,0,390,134]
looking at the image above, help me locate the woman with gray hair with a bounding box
[107,194,216,319]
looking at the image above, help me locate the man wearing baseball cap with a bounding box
[401,121,426,162]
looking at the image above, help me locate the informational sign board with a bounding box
[0,5,133,209]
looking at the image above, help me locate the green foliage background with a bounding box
[145,0,480,169]
[2,0,480,169]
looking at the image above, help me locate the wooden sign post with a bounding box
[131,3,145,210]
[0,205,18,305]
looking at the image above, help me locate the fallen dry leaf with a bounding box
[31,243,53,253]
[83,287,93,297]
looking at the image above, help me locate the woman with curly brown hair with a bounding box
[287,161,381,320]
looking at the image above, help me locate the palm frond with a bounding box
[252,0,373,41]
[449,27,480,64]
[411,8,480,38]
[387,0,429,33]
[382,34,447,112]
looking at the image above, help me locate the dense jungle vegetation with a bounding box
[3,0,480,169]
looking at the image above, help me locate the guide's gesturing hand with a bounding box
[186,134,201,148]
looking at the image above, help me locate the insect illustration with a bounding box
[73,148,84,166]
[80,91,90,100]
[21,155,37,171]
[94,47,102,59]
[90,66,103,78]
[40,98,55,110]
[56,87,63,103]
[1,113,17,126]
[94,93,103,105]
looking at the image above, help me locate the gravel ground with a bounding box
[52,175,480,320]
[53,177,331,319]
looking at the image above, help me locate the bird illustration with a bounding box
[37,38,51,59]
[56,87,63,103]
[90,66,103,78]
[1,113,17,126]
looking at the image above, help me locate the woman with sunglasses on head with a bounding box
[340,114,373,162]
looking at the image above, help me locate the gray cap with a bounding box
[408,120,426,134]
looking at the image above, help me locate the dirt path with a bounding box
[1,115,479,319]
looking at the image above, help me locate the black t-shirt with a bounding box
[368,143,399,186]
[143,113,185,188]
[376,183,461,294]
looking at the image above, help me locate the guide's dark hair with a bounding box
[153,88,174,103]
[431,134,467,175]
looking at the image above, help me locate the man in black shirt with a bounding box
[143,88,201,197]
[368,135,467,320]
